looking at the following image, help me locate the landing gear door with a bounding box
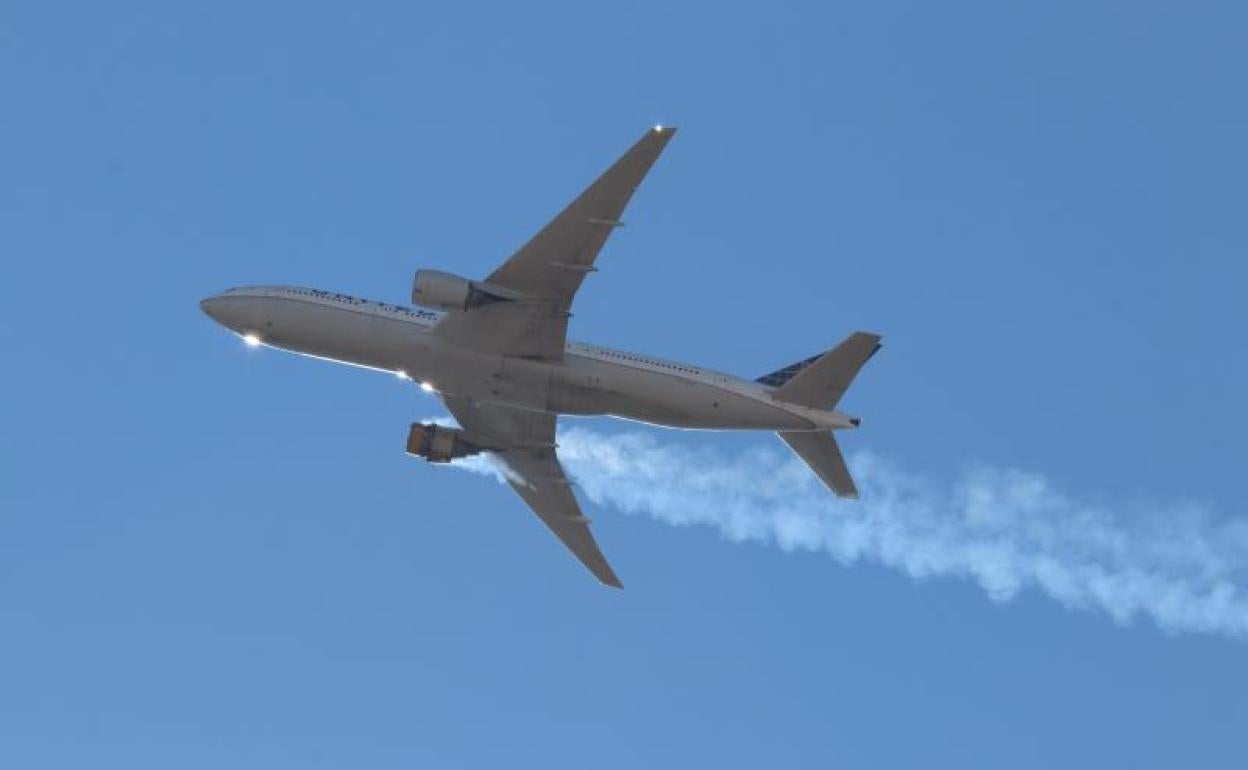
[485,356,553,412]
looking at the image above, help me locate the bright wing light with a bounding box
[396,370,411,380]
[420,381,436,393]
[242,333,262,347]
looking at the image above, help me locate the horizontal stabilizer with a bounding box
[778,431,858,499]
[772,332,881,411]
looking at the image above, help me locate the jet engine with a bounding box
[405,422,484,463]
[411,269,517,312]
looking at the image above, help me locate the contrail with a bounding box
[450,423,1248,637]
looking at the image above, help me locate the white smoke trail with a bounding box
[449,423,1248,637]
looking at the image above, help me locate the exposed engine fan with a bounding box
[405,422,484,463]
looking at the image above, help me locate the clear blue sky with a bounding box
[2,1,1246,767]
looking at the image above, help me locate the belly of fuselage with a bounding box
[252,298,427,372]
[242,297,812,431]
[549,354,813,430]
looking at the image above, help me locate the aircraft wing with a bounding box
[441,395,622,588]
[433,126,676,360]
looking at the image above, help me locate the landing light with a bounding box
[396,370,411,381]
[242,333,262,347]
[653,123,664,132]
[420,381,436,393]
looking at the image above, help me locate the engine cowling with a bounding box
[411,269,513,311]
[405,422,482,463]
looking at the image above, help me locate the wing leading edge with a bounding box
[486,125,677,304]
[433,126,676,360]
[421,128,677,584]
[440,395,622,588]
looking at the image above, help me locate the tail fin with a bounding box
[755,353,823,388]
[771,332,881,500]
[778,431,859,499]
[771,332,881,410]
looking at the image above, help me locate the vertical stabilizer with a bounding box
[772,332,881,410]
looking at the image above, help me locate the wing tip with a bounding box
[647,125,678,147]
[597,565,624,589]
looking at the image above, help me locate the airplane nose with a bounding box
[200,295,226,323]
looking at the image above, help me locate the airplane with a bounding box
[200,126,881,588]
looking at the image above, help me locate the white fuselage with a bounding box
[200,286,856,432]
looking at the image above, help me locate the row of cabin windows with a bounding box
[279,288,440,321]
[274,295,692,371]
[591,348,699,375]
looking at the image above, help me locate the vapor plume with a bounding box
[452,424,1248,637]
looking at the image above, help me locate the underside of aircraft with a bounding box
[202,127,881,587]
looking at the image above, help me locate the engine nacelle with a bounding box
[405,422,483,463]
[411,269,515,312]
